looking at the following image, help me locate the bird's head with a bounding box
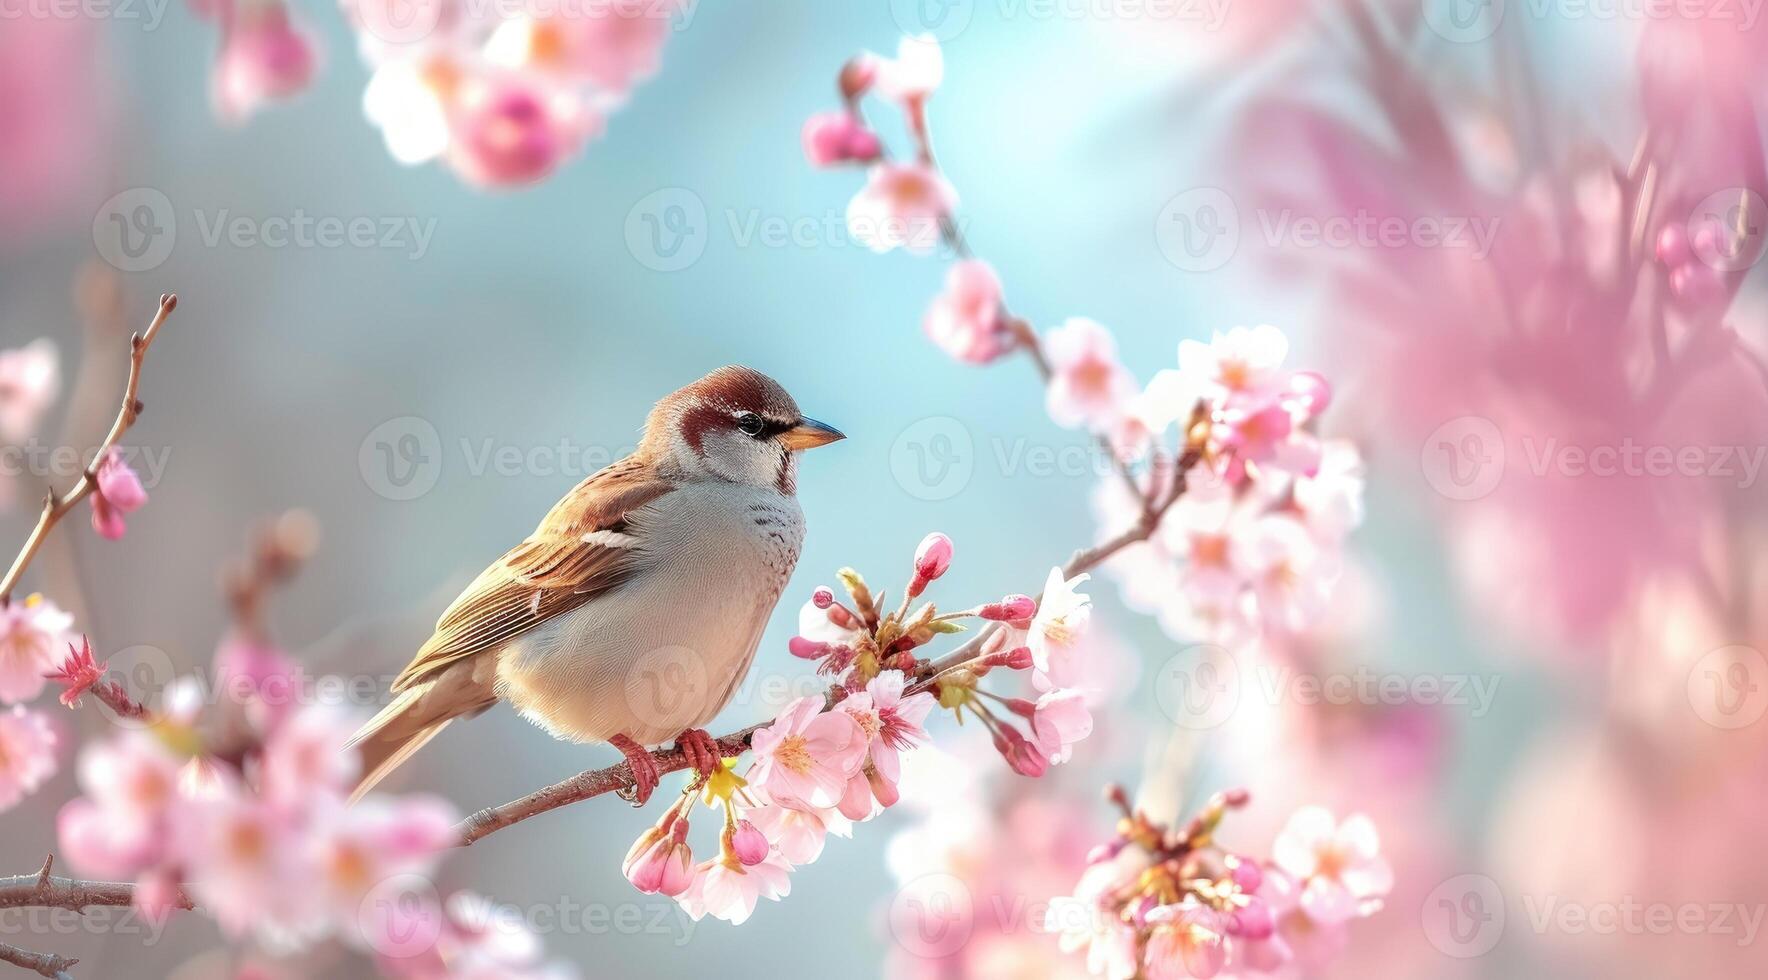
[644,366,844,493]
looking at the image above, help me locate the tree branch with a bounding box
[0,293,178,604]
[0,942,76,980]
[451,448,1202,846]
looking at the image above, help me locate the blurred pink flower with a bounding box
[748,696,866,810]
[1179,325,1291,411]
[211,1,321,123]
[90,449,148,541]
[0,705,56,811]
[1044,318,1139,431]
[312,794,459,922]
[0,340,59,443]
[0,20,111,237]
[0,595,73,704]
[1272,806,1393,926]
[1144,899,1227,980]
[872,34,943,103]
[801,111,882,167]
[446,72,603,188]
[846,162,957,254]
[923,259,1010,364]
[260,705,361,805]
[486,1,673,94]
[1234,516,1337,633]
[57,732,185,878]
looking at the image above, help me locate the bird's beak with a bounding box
[777,416,845,450]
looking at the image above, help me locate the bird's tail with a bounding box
[346,684,451,803]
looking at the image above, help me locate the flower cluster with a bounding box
[1094,326,1364,646]
[192,0,322,123]
[621,532,1097,923]
[1047,789,1390,979]
[0,595,73,813]
[52,657,459,947]
[345,0,682,187]
[805,37,1363,651]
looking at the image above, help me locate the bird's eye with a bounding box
[736,412,766,437]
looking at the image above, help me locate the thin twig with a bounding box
[0,294,178,603]
[0,941,76,980]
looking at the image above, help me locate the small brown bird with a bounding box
[347,367,844,803]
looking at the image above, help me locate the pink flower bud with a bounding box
[1656,224,1690,267]
[979,594,1037,621]
[1225,853,1263,893]
[788,636,828,660]
[812,586,835,609]
[908,532,953,597]
[1003,697,1037,720]
[839,54,877,99]
[730,820,769,866]
[992,728,1048,777]
[624,822,693,896]
[1228,897,1275,940]
[984,646,1035,671]
[90,450,148,540]
[801,112,882,168]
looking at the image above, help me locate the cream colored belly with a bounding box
[493,487,802,746]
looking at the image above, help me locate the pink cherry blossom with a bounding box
[0,339,59,443]
[1044,318,1139,432]
[210,1,321,123]
[90,449,148,541]
[801,111,882,167]
[1271,806,1393,926]
[1215,400,1323,481]
[182,792,317,938]
[744,791,846,865]
[872,34,943,103]
[260,705,361,804]
[446,72,602,188]
[486,2,673,95]
[56,732,185,878]
[1025,567,1092,677]
[1177,325,1291,410]
[678,851,793,925]
[311,794,459,924]
[0,595,73,704]
[1030,689,1092,765]
[922,259,1010,364]
[1233,516,1338,634]
[0,705,57,811]
[846,162,957,254]
[1292,439,1366,541]
[1143,900,1227,980]
[748,696,867,810]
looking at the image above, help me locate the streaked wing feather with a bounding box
[391,466,671,692]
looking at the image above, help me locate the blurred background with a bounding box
[2,1,1766,977]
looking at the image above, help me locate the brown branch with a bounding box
[0,857,192,915]
[220,509,320,644]
[452,447,1202,846]
[0,294,178,604]
[0,941,76,980]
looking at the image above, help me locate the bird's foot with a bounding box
[611,733,660,806]
[675,728,720,778]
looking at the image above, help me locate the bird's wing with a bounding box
[390,461,674,693]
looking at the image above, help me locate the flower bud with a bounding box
[788,636,828,660]
[812,586,835,609]
[979,594,1037,621]
[993,728,1048,777]
[1656,224,1690,267]
[908,532,953,597]
[730,819,769,867]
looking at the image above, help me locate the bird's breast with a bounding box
[496,482,804,745]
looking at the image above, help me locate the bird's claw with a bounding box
[675,728,719,778]
[611,734,660,807]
